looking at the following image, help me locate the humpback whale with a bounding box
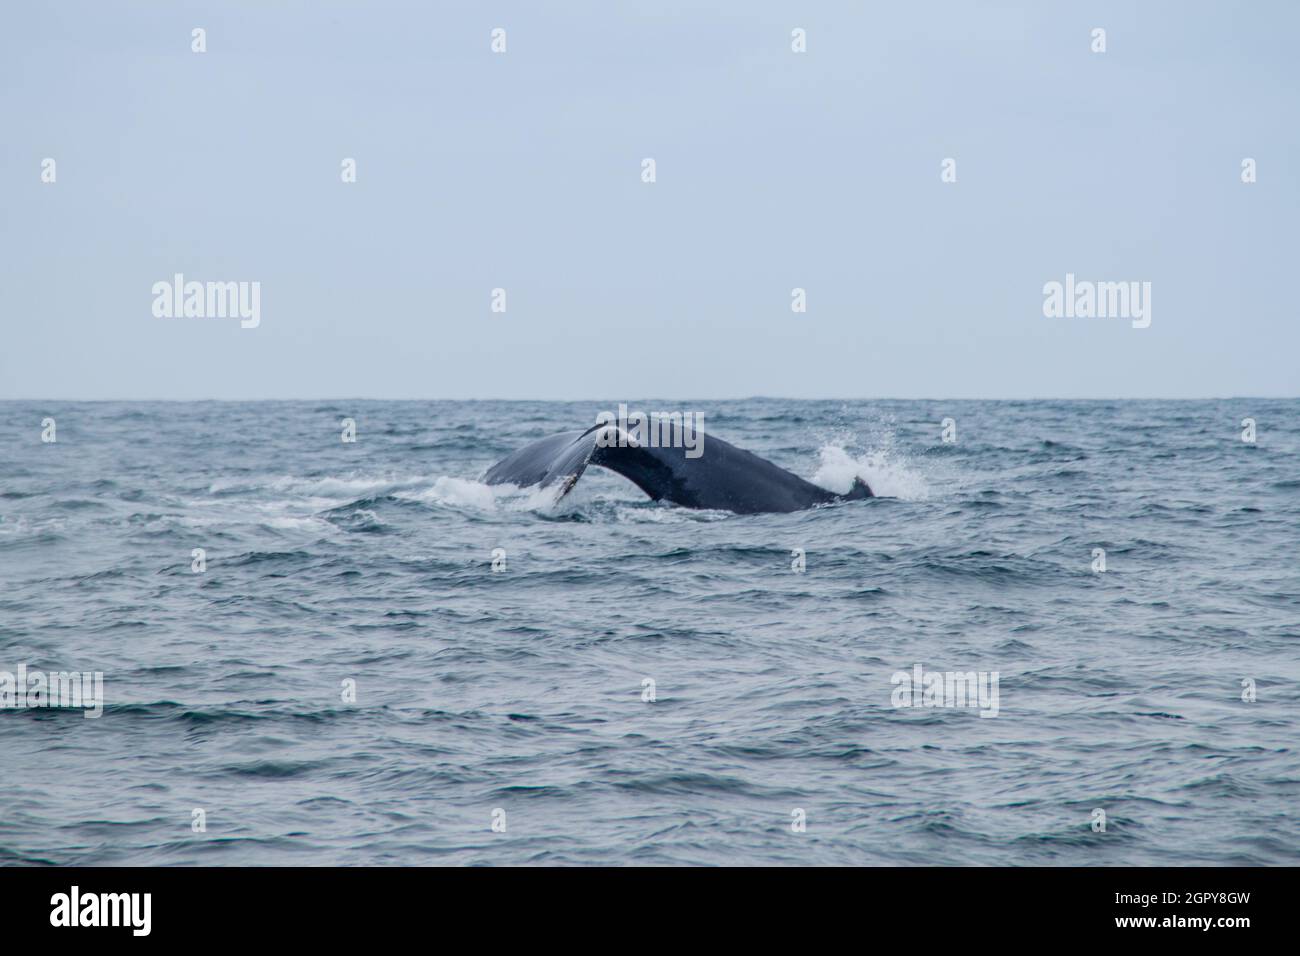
[484,423,873,514]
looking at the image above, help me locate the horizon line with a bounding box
[1,395,1296,403]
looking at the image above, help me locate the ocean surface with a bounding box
[1,398,1297,866]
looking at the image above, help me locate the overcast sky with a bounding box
[2,1,1296,400]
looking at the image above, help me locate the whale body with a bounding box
[483,423,873,514]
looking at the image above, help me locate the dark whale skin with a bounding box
[484,423,873,515]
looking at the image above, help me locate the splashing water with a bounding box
[416,476,562,512]
[811,441,931,500]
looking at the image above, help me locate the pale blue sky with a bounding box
[2,0,1296,399]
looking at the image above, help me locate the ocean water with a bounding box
[1,398,1297,866]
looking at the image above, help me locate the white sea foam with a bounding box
[420,476,502,510]
[408,476,561,512]
[811,441,930,501]
[208,475,425,498]
[207,470,566,517]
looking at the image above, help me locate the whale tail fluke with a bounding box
[484,423,875,514]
